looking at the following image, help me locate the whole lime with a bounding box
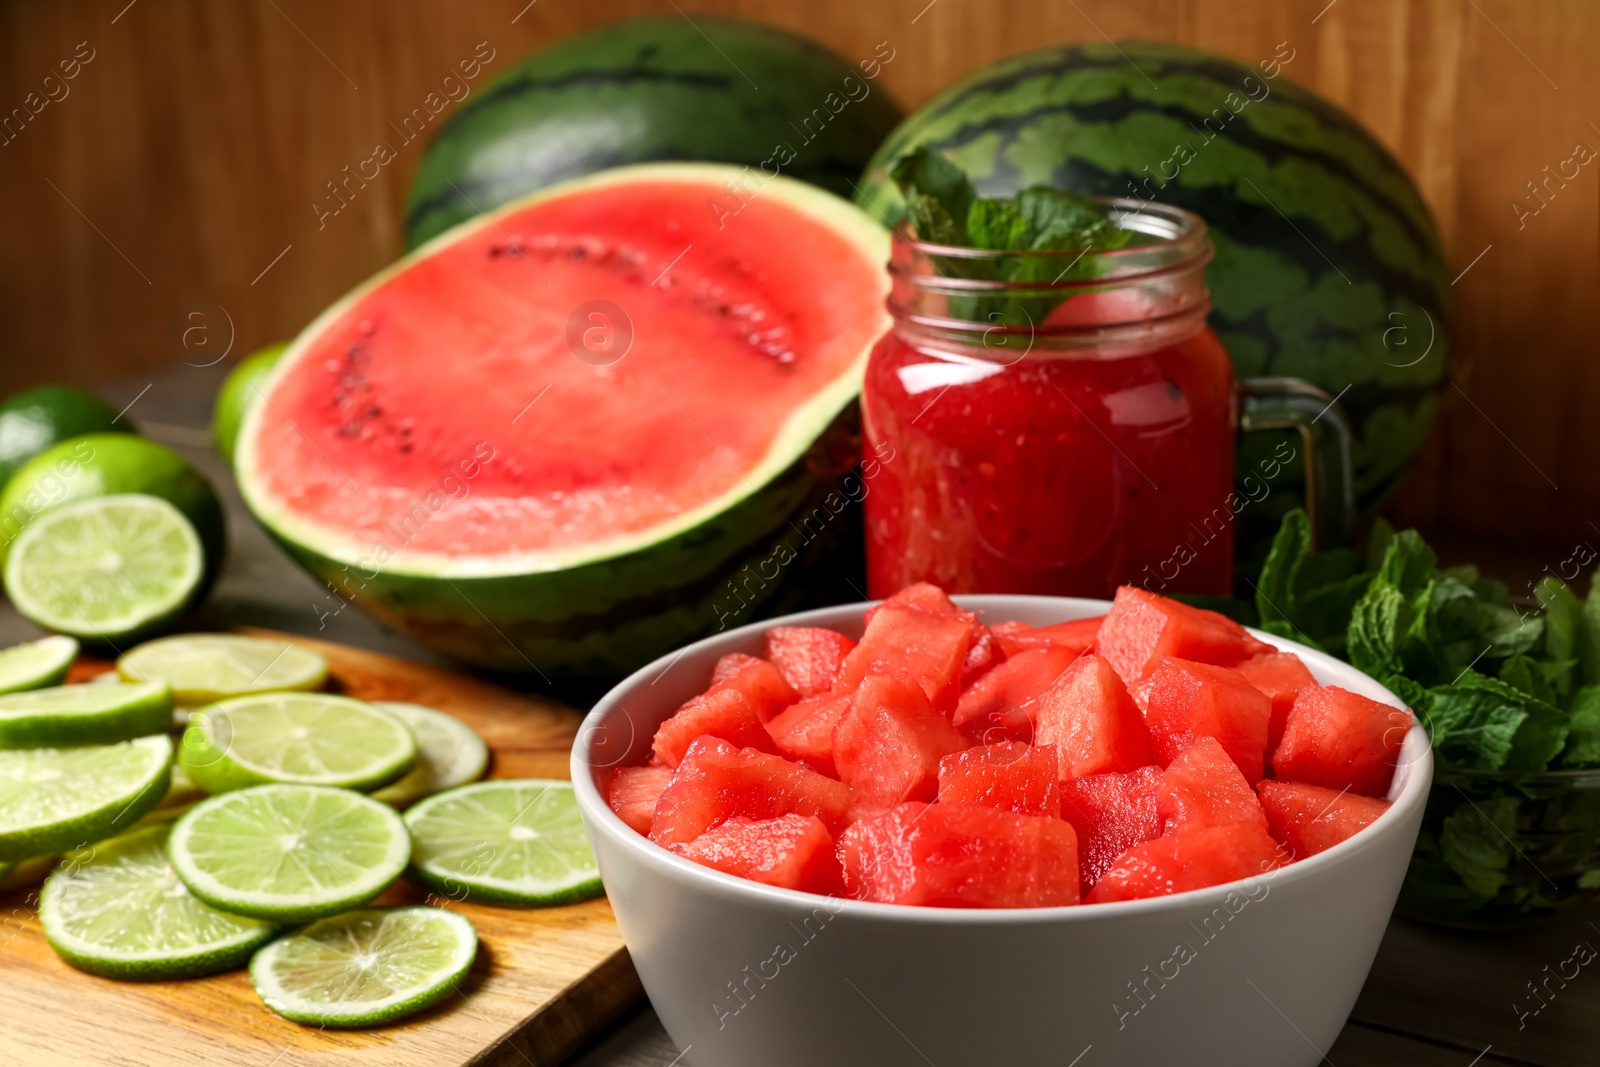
[212,343,287,466]
[0,385,131,489]
[0,434,226,583]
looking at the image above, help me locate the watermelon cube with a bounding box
[668,813,841,894]
[1235,651,1318,758]
[1059,766,1163,893]
[937,742,1061,817]
[1142,657,1272,784]
[835,603,974,711]
[1258,780,1390,858]
[991,616,1104,659]
[1272,686,1411,797]
[712,652,765,686]
[651,687,782,768]
[649,737,855,846]
[952,645,1080,742]
[839,801,1080,908]
[606,765,674,836]
[1032,653,1157,778]
[765,626,857,698]
[1096,586,1273,682]
[1085,824,1288,904]
[962,623,1000,683]
[871,582,963,618]
[709,656,798,723]
[1157,737,1269,835]
[832,674,967,808]
[764,693,850,777]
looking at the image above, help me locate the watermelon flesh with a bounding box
[669,813,841,894]
[832,673,966,809]
[1157,738,1269,835]
[951,645,1079,742]
[1059,766,1163,894]
[706,657,797,724]
[649,737,855,846]
[1258,780,1391,858]
[764,693,850,777]
[1235,651,1318,760]
[991,616,1103,658]
[937,742,1061,817]
[1142,657,1272,785]
[651,687,780,768]
[607,765,674,836]
[1085,824,1288,904]
[1032,653,1157,778]
[1272,686,1411,797]
[1096,586,1273,682]
[833,602,974,712]
[765,626,856,698]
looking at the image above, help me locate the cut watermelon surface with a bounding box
[764,693,850,777]
[669,814,841,894]
[1273,687,1411,797]
[1059,766,1162,893]
[1157,738,1269,835]
[765,626,856,697]
[832,674,966,809]
[651,687,779,768]
[1096,586,1273,682]
[1257,781,1390,858]
[607,765,674,836]
[937,742,1061,817]
[237,164,890,682]
[1086,824,1287,904]
[1236,651,1317,760]
[649,737,854,846]
[991,616,1103,659]
[1033,653,1156,778]
[1142,657,1272,784]
[951,645,1079,742]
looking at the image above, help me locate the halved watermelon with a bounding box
[236,164,890,684]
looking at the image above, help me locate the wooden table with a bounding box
[2,362,1586,1067]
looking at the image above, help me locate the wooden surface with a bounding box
[0,631,643,1067]
[1,0,1598,552]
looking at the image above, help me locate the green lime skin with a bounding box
[0,734,173,862]
[212,343,288,467]
[0,433,226,582]
[0,385,131,489]
[0,681,173,748]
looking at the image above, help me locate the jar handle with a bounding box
[1238,377,1356,549]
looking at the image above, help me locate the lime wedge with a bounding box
[180,693,416,794]
[250,906,477,1028]
[0,853,57,890]
[0,635,78,694]
[117,633,328,705]
[0,681,172,748]
[404,780,602,906]
[40,823,277,979]
[370,703,489,808]
[168,784,410,922]
[0,735,172,861]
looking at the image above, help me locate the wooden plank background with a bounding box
[0,0,1595,553]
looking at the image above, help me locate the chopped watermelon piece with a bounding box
[952,645,1080,742]
[1095,586,1273,682]
[962,623,1000,683]
[991,616,1103,659]
[1157,737,1269,835]
[764,626,857,698]
[711,652,765,686]
[832,673,966,808]
[1085,824,1288,903]
[708,656,798,723]
[936,742,1061,817]
[1142,656,1272,784]
[649,737,855,846]
[834,604,974,712]
[763,693,850,777]
[1258,780,1390,858]
[1235,651,1318,758]
[1272,686,1411,797]
[668,813,841,894]
[870,582,963,618]
[606,765,674,836]
[1033,653,1157,778]
[839,801,1080,907]
[1059,766,1162,893]
[651,687,782,768]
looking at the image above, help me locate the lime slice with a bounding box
[168,784,410,922]
[118,633,328,705]
[180,693,416,794]
[0,635,78,694]
[371,703,489,808]
[404,780,602,906]
[86,669,124,685]
[250,906,477,1028]
[3,495,204,642]
[40,823,277,979]
[0,681,172,748]
[0,853,57,890]
[0,735,172,861]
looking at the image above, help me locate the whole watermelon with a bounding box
[854,41,1450,566]
[405,16,904,249]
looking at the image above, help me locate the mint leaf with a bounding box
[890,148,973,243]
[1562,686,1600,766]
[1585,578,1600,686]
[1365,516,1396,572]
[1440,795,1520,899]
[1255,509,1310,625]
[1500,653,1556,705]
[1425,674,1528,770]
[1375,529,1437,599]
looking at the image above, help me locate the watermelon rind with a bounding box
[238,164,889,686]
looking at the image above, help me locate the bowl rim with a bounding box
[572,594,1434,924]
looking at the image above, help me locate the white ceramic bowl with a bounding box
[572,596,1432,1067]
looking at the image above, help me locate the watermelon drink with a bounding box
[862,201,1238,599]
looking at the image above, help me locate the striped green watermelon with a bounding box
[239,164,889,689]
[404,16,904,250]
[854,41,1450,560]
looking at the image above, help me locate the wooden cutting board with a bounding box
[0,630,642,1067]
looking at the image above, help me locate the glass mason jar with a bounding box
[862,199,1355,600]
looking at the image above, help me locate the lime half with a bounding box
[0,681,172,748]
[3,495,204,642]
[40,823,277,979]
[118,633,328,705]
[0,734,172,861]
[0,635,78,694]
[404,780,602,906]
[250,906,477,1028]
[371,703,489,808]
[180,693,416,794]
[168,784,410,922]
